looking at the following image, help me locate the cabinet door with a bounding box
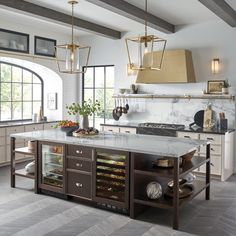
[0,146,6,164]
[6,126,24,145]
[119,127,136,134]
[103,126,120,133]
[199,155,221,175]
[67,171,92,199]
[39,142,65,193]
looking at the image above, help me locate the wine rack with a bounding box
[94,150,129,209]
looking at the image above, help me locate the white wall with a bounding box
[0,14,80,120]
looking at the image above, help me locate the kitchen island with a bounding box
[10,130,210,230]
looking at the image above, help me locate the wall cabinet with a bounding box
[177,131,234,181]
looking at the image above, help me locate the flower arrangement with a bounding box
[66,99,101,117]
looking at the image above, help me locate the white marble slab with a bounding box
[10,130,209,158]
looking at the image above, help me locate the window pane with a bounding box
[106,89,115,109]
[23,70,32,83]
[12,67,22,82]
[95,67,104,88]
[33,74,41,83]
[1,83,11,101]
[84,67,93,88]
[12,83,22,101]
[106,66,114,87]
[95,89,104,109]
[23,102,32,119]
[33,102,41,114]
[33,84,42,100]
[1,64,11,82]
[12,102,22,120]
[84,89,93,102]
[105,109,113,120]
[23,84,32,101]
[1,102,11,120]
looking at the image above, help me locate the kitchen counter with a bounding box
[10,129,209,157]
[0,120,58,128]
[100,122,235,134]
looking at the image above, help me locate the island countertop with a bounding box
[10,130,209,157]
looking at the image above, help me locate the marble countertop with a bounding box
[0,120,58,128]
[10,130,209,158]
[100,122,235,134]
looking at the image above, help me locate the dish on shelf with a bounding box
[165,184,194,199]
[72,127,99,137]
[167,179,187,189]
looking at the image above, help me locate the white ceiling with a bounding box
[0,0,225,37]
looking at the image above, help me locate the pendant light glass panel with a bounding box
[126,35,167,71]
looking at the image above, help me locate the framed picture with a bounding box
[207,80,225,94]
[0,28,29,53]
[34,36,56,57]
[47,93,57,110]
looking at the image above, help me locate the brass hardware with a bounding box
[76,163,83,167]
[76,150,83,154]
[76,182,83,187]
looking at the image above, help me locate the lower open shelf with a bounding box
[14,168,35,179]
[134,180,208,209]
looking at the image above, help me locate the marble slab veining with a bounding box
[10,130,209,157]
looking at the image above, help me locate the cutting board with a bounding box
[203,108,213,128]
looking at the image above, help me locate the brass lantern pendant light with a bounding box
[125,0,167,71]
[55,0,91,74]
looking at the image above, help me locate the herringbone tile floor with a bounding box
[0,165,235,236]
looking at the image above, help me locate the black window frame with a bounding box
[82,65,114,127]
[0,61,44,122]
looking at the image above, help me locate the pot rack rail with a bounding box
[113,94,235,101]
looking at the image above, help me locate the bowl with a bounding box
[60,126,80,136]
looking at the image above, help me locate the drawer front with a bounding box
[0,136,6,146]
[67,157,92,172]
[67,171,92,199]
[199,133,221,145]
[44,123,57,130]
[0,128,6,137]
[200,145,221,156]
[199,155,221,175]
[6,126,24,136]
[119,127,136,134]
[25,124,44,132]
[67,145,92,159]
[177,132,199,140]
[103,126,120,133]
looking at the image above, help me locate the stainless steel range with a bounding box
[137,123,185,137]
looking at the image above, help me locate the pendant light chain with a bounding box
[71,2,74,45]
[145,0,147,38]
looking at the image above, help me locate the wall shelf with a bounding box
[113,94,235,101]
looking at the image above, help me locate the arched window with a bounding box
[0,61,43,121]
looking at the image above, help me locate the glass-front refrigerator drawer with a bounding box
[41,144,64,189]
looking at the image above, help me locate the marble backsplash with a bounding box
[119,98,235,129]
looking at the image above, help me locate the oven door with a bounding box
[137,127,177,137]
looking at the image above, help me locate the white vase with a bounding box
[80,115,89,129]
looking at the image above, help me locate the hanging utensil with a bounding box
[112,98,120,121]
[125,98,129,111]
[122,98,127,114]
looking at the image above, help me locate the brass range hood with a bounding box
[136,49,196,84]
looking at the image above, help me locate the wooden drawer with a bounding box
[0,128,6,137]
[25,124,44,132]
[67,145,92,159]
[177,132,199,140]
[200,145,221,156]
[199,133,221,145]
[119,127,136,134]
[67,157,92,172]
[199,155,221,175]
[67,171,92,199]
[103,126,120,133]
[44,123,57,130]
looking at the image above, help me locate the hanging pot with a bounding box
[125,99,129,111]
[189,110,204,128]
[112,99,120,121]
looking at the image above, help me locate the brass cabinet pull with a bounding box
[76,150,83,154]
[184,136,191,138]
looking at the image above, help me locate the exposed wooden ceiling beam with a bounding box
[199,0,236,27]
[0,0,121,39]
[86,0,175,34]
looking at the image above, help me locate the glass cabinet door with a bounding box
[41,144,64,189]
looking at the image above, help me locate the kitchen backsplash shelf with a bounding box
[113,94,235,100]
